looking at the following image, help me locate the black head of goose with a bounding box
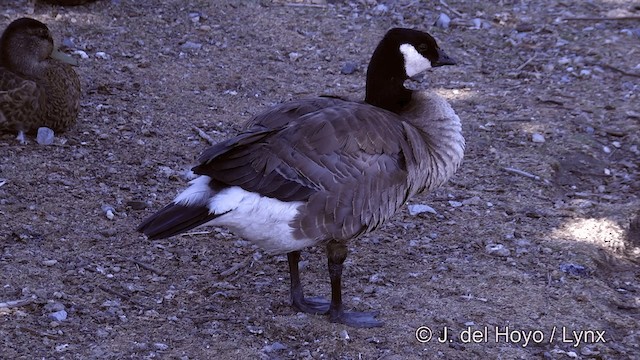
[138,28,465,328]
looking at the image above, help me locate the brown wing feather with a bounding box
[0,68,45,132]
[194,99,430,243]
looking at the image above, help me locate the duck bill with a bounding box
[51,47,79,66]
[433,48,456,67]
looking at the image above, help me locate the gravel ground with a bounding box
[1,0,639,359]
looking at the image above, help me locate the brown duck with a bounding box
[0,18,80,144]
[138,28,465,328]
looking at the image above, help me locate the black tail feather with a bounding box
[137,203,222,240]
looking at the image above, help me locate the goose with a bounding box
[0,18,81,144]
[138,28,465,328]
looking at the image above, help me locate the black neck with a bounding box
[364,41,412,113]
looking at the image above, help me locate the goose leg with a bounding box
[288,251,330,314]
[326,240,383,328]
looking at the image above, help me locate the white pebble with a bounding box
[531,133,545,143]
[49,310,68,322]
[153,343,169,351]
[604,168,611,176]
[485,244,511,257]
[42,259,58,267]
[435,13,451,29]
[288,52,301,61]
[72,50,89,59]
[95,51,109,60]
[448,200,463,208]
[408,204,437,216]
[603,146,611,154]
[612,141,621,148]
[37,127,55,145]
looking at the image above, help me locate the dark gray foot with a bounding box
[291,296,330,315]
[330,309,383,328]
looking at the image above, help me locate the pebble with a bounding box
[531,133,545,143]
[559,263,589,277]
[37,127,55,145]
[485,244,511,257]
[434,13,451,29]
[48,310,68,321]
[372,4,388,14]
[462,196,482,206]
[180,41,202,51]
[448,200,463,208]
[101,205,116,220]
[340,329,350,341]
[408,204,437,215]
[263,342,287,353]
[288,52,302,61]
[42,259,58,266]
[153,343,169,351]
[95,51,109,60]
[72,50,89,59]
[341,62,357,75]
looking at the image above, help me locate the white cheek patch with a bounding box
[400,43,432,77]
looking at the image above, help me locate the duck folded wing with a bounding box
[0,71,44,131]
[193,101,427,242]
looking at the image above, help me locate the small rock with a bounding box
[247,325,263,335]
[408,204,437,216]
[288,52,301,61]
[462,196,482,206]
[515,23,535,32]
[72,50,89,59]
[340,329,350,341]
[531,133,545,143]
[263,342,287,353]
[49,310,68,321]
[37,127,55,145]
[101,205,116,220]
[434,13,451,29]
[340,62,357,75]
[153,343,169,351]
[372,4,388,14]
[448,200,463,208]
[95,51,109,60]
[180,41,202,51]
[559,263,590,277]
[485,244,511,257]
[42,259,58,266]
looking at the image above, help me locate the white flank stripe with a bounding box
[202,186,315,254]
[400,43,432,77]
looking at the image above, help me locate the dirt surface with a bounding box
[1,0,639,359]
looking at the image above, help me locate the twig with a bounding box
[123,257,167,276]
[516,53,537,71]
[193,125,217,145]
[598,64,640,78]
[0,297,35,309]
[284,2,326,8]
[182,230,213,237]
[438,0,463,17]
[220,254,254,278]
[97,284,145,307]
[503,167,540,180]
[563,16,640,21]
